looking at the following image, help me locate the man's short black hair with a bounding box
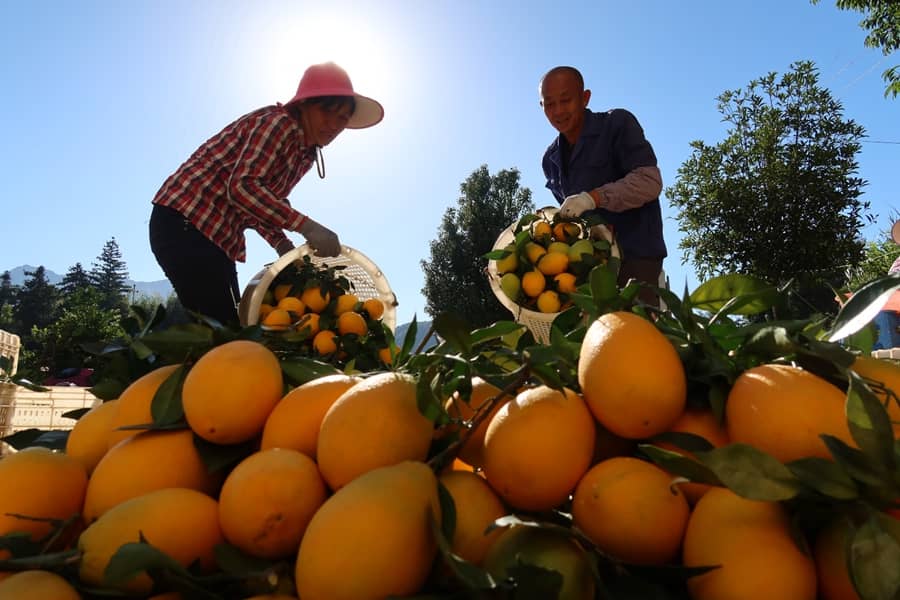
[540,66,584,91]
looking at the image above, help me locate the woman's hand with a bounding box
[298,218,341,257]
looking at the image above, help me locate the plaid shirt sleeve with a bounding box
[225,114,309,239]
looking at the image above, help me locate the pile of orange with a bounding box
[255,259,393,368]
[491,212,615,314]
[0,311,898,599]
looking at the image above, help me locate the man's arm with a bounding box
[590,165,662,212]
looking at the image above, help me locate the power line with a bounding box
[862,139,900,145]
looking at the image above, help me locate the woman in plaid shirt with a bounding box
[149,62,383,325]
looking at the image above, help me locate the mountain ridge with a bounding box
[5,265,174,299]
[6,264,428,335]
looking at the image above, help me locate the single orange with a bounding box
[312,330,338,355]
[483,386,595,511]
[726,364,854,462]
[262,308,292,330]
[337,311,368,336]
[363,298,385,320]
[276,296,305,315]
[300,286,330,313]
[572,456,690,565]
[334,294,359,315]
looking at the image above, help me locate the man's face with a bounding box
[540,72,590,143]
[303,102,352,147]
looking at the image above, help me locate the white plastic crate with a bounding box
[1,385,99,453]
[0,329,20,377]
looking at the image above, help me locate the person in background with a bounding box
[149,62,384,325]
[873,254,900,350]
[539,65,666,306]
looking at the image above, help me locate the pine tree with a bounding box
[421,165,534,327]
[90,238,130,312]
[13,266,58,334]
[60,262,92,297]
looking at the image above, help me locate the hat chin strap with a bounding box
[315,145,325,179]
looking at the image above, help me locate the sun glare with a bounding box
[249,11,398,110]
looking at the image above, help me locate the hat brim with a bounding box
[286,90,384,129]
[347,94,384,129]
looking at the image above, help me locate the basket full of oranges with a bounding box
[486,206,620,343]
[238,245,398,368]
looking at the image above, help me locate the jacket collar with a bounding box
[547,109,601,167]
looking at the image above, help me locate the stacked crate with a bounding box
[0,330,99,453]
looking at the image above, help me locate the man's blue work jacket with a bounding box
[542,108,667,260]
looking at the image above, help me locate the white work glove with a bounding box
[559,192,596,219]
[298,217,341,257]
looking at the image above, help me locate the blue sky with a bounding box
[1,1,897,325]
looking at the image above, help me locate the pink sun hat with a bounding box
[285,62,384,129]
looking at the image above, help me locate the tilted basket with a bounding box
[239,244,398,331]
[487,206,620,344]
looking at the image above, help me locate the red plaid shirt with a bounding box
[153,105,316,262]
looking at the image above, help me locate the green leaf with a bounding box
[279,357,340,385]
[639,444,722,486]
[505,562,564,599]
[400,317,419,358]
[434,313,474,355]
[588,264,618,303]
[786,457,859,500]
[416,373,444,423]
[192,435,257,475]
[845,374,897,471]
[689,274,778,316]
[694,444,804,501]
[129,339,155,361]
[470,321,523,345]
[428,501,496,591]
[483,248,511,261]
[649,432,717,453]
[821,435,894,488]
[742,326,798,358]
[0,428,49,450]
[0,532,42,558]
[140,324,216,362]
[104,540,190,586]
[151,365,187,426]
[848,514,900,600]
[89,378,127,401]
[829,274,900,343]
[437,481,457,543]
[213,543,276,577]
[62,407,92,421]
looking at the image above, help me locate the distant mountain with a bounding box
[395,319,435,350]
[5,265,174,300]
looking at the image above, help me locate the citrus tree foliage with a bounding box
[29,287,125,376]
[845,236,900,292]
[0,271,15,329]
[421,165,534,328]
[667,61,870,316]
[811,0,900,98]
[90,237,130,313]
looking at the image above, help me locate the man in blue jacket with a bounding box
[540,65,666,306]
